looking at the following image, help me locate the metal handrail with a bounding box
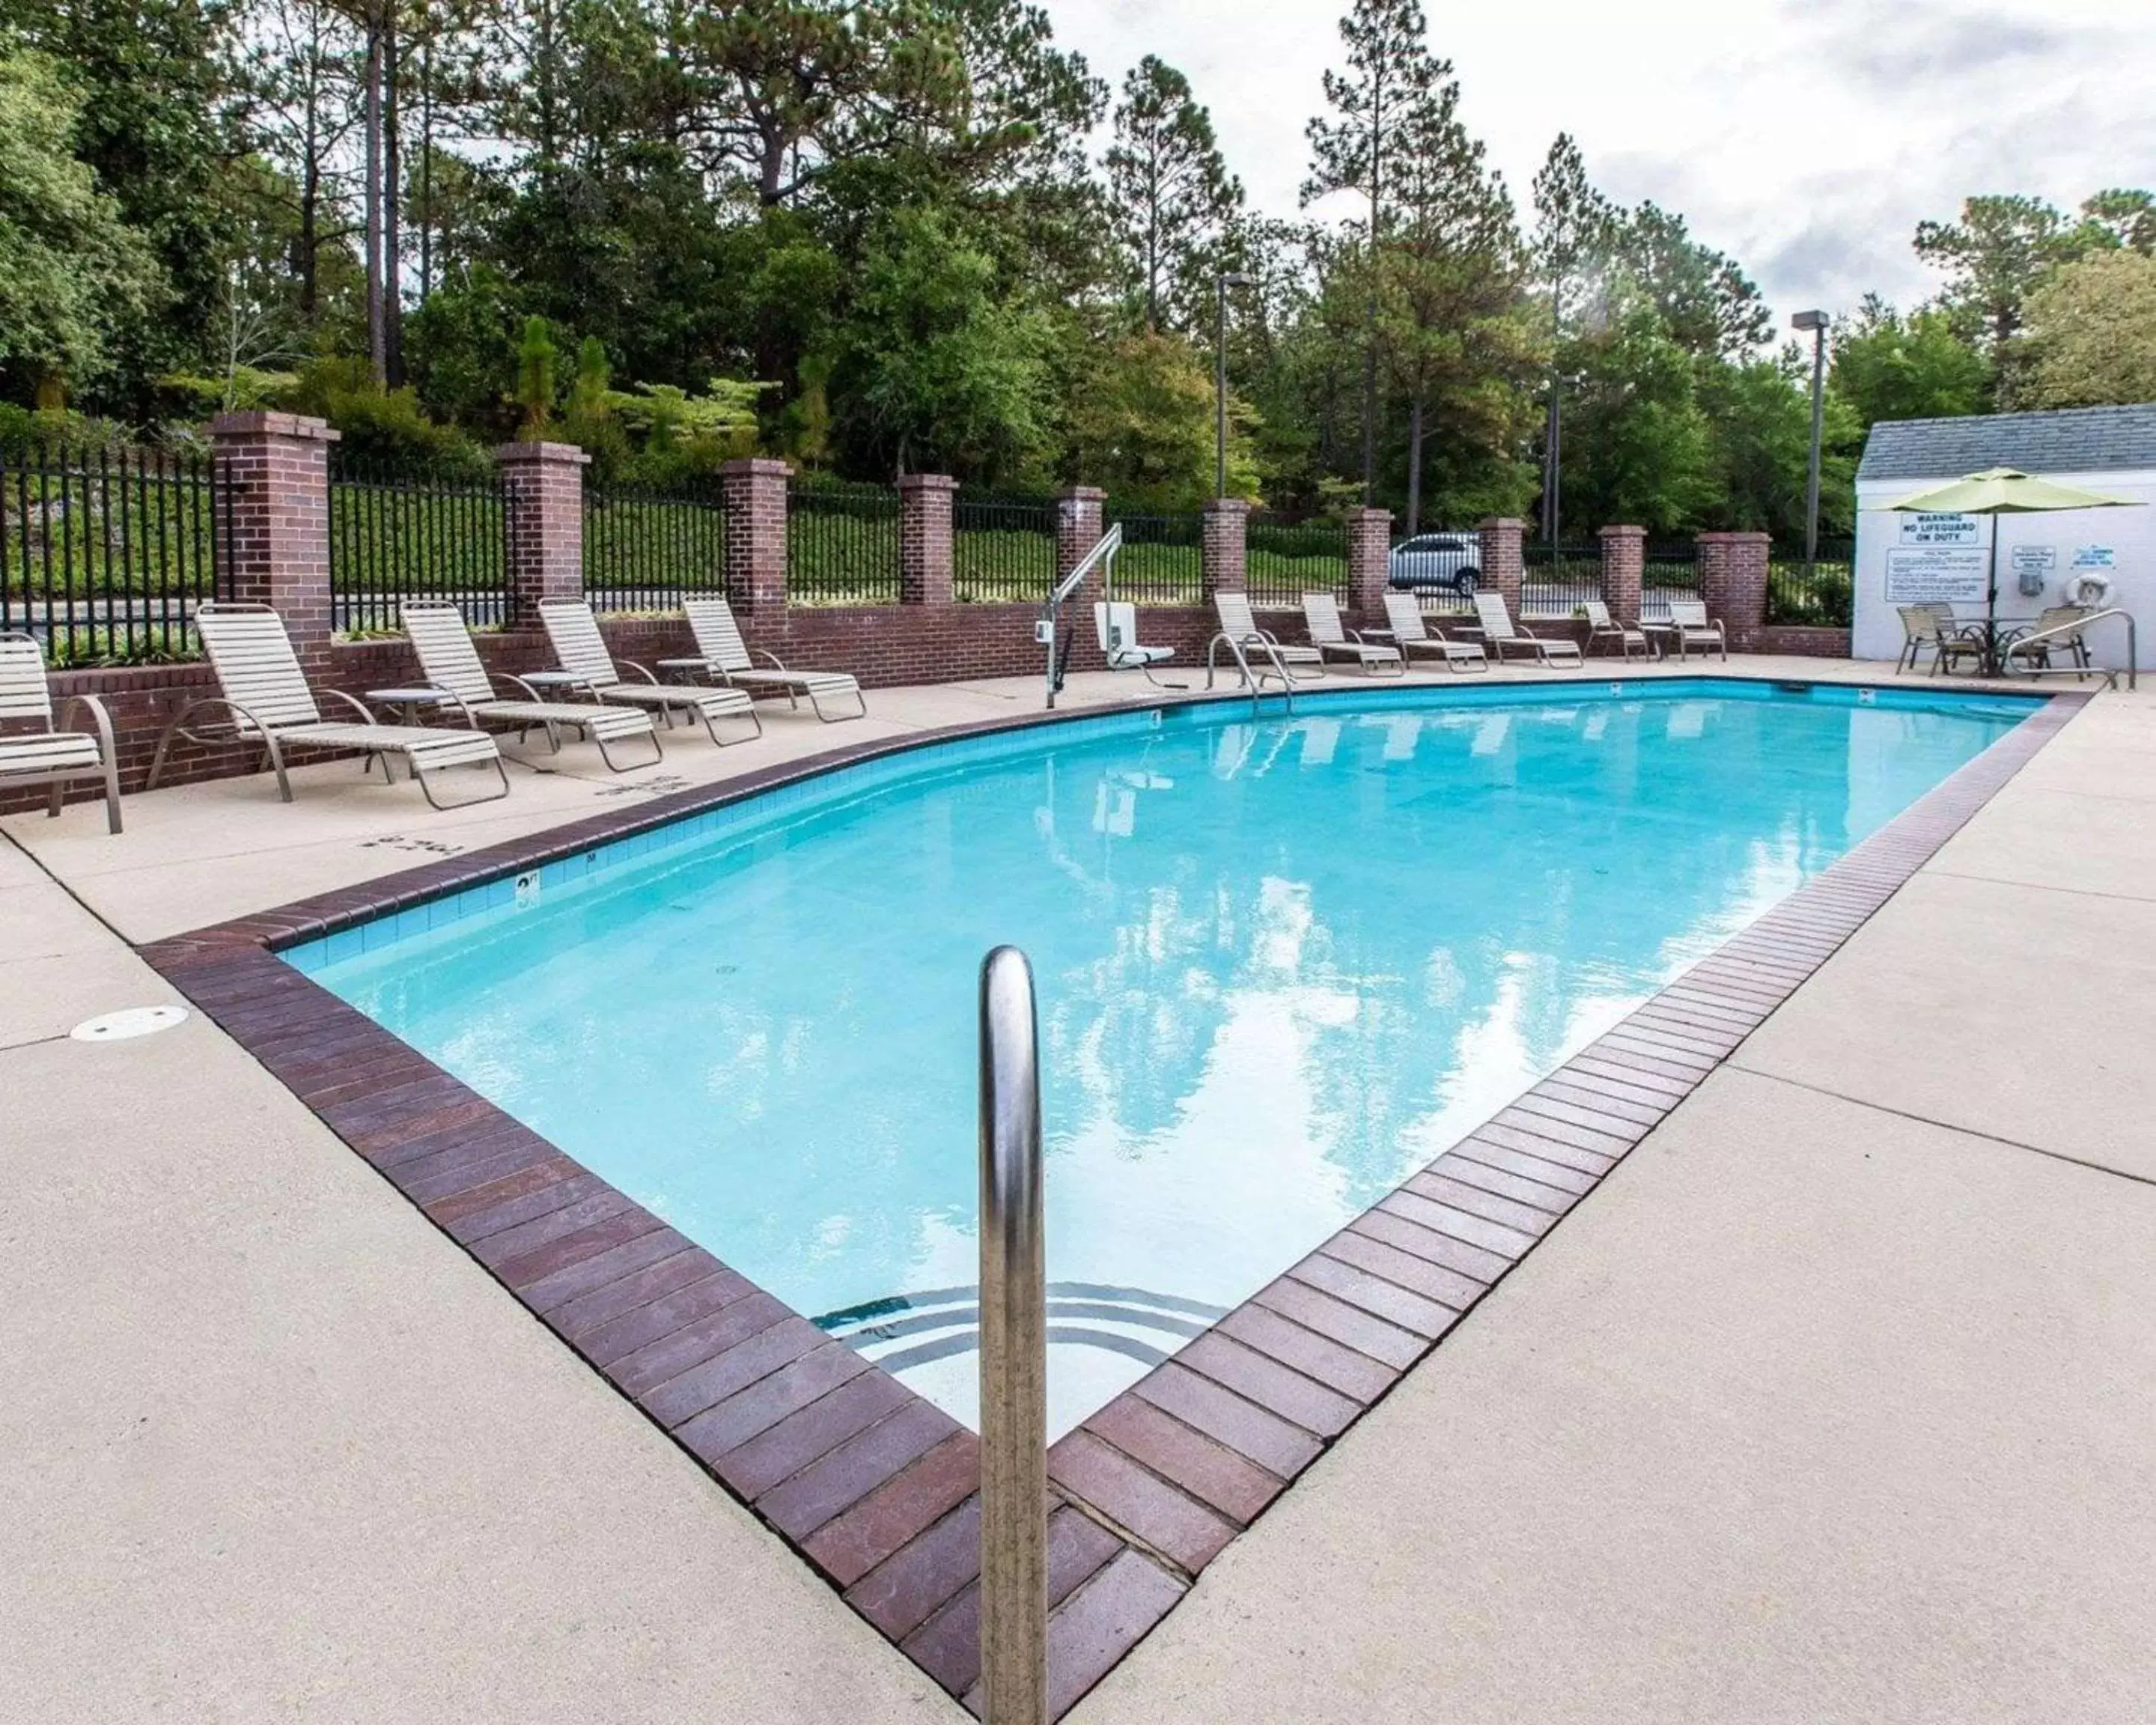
[978,946,1047,1725]
[1043,523,1124,710]
[1999,606,2136,690]
[1204,630,1299,716]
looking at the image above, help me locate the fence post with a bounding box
[210,412,339,663]
[1696,531,1770,651]
[1598,525,1645,626]
[1056,487,1106,585]
[495,441,590,629]
[722,457,794,614]
[1202,497,1249,599]
[1477,518,1525,618]
[1345,507,1392,622]
[900,473,957,606]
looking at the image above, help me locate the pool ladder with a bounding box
[978,946,1048,1724]
[1204,630,1299,717]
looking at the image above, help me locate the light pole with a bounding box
[1216,272,1250,499]
[1792,309,1829,579]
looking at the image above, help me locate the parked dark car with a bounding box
[1387,532,1480,596]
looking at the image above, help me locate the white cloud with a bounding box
[1044,0,2156,323]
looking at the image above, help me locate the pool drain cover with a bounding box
[70,1006,189,1043]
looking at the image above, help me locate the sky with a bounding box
[1046,0,2156,327]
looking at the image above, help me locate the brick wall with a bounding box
[210,412,340,663]
[497,441,591,626]
[1752,625,1854,658]
[1345,508,1392,622]
[1202,498,1249,597]
[1478,518,1525,615]
[1697,531,1771,651]
[898,474,957,606]
[1598,526,1645,626]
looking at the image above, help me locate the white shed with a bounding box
[1853,404,2156,671]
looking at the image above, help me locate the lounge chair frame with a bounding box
[402,600,663,771]
[1377,593,1488,673]
[1472,592,1585,666]
[1300,592,1405,676]
[658,597,867,722]
[1211,592,1327,686]
[147,604,509,809]
[0,631,124,833]
[1664,598,1729,663]
[540,600,764,745]
[1580,599,1651,660]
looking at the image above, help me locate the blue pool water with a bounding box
[294,680,2032,1435]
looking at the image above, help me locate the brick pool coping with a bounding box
[137,678,2089,1718]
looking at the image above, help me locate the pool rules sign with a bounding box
[1887,513,1987,603]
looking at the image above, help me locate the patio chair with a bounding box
[1300,592,1404,676]
[1666,598,1728,662]
[148,604,508,808]
[538,600,762,745]
[1580,598,1650,660]
[1895,603,1982,676]
[1378,592,1487,673]
[2001,605,2095,678]
[1094,601,1183,687]
[1212,591,1326,681]
[0,632,123,833]
[657,596,866,722]
[1471,591,1585,667]
[402,600,663,771]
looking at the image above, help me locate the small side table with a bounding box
[365,687,454,726]
[517,670,588,694]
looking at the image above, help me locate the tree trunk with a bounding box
[384,10,403,386]
[418,31,432,303]
[1406,394,1425,536]
[365,15,385,386]
[299,12,320,326]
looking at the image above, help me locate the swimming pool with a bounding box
[291,678,2033,1437]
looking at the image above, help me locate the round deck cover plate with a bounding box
[70,1006,190,1043]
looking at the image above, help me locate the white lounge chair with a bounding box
[0,632,123,833]
[1212,591,1324,683]
[403,600,663,771]
[1094,601,1181,687]
[1300,593,1404,676]
[1377,592,1487,673]
[1666,598,1728,661]
[538,600,761,744]
[149,604,508,807]
[1472,591,1584,666]
[657,596,865,722]
[1580,599,1650,660]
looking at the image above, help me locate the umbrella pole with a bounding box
[1987,520,2000,673]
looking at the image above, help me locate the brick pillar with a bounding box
[1056,486,1107,583]
[494,441,590,628]
[1697,531,1770,650]
[210,411,339,662]
[898,473,957,606]
[1478,517,1526,615]
[722,457,793,613]
[1202,497,1249,597]
[1599,524,1646,626]
[1345,507,1392,621]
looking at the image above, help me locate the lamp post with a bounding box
[1792,309,1830,579]
[1216,272,1251,499]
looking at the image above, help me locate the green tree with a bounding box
[2010,250,2156,410]
[1303,0,1444,499]
[1913,193,2102,348]
[1374,73,1531,532]
[2080,188,2156,255]
[1558,305,1714,535]
[1105,56,1241,335]
[1067,330,1255,508]
[832,206,1054,480]
[1611,201,1770,360]
[0,52,167,405]
[1529,133,1613,539]
[1699,354,1855,538]
[1829,296,1991,429]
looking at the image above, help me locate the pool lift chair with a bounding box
[1093,600,1185,692]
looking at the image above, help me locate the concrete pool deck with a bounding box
[5,657,2153,1721]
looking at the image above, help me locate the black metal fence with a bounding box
[1248,513,1346,608]
[789,475,900,604]
[1522,541,1604,617]
[0,441,228,666]
[1109,510,1204,605]
[955,493,1058,603]
[327,454,507,633]
[585,478,728,613]
[1766,538,1856,627]
[1641,540,1700,619]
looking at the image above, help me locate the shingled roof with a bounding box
[1858,404,2156,482]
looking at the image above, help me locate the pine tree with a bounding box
[1105,57,1242,335]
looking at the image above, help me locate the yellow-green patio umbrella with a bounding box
[1886,466,2137,643]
